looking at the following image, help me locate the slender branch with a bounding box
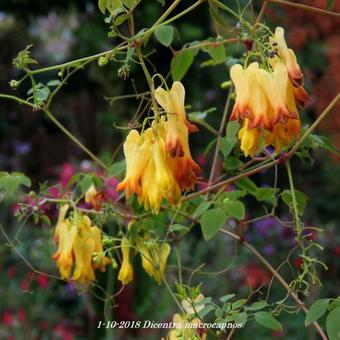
[43,109,108,170]
[267,0,340,18]
[0,93,36,109]
[219,228,328,340]
[207,86,233,186]
[287,92,340,158]
[184,158,278,200]
[255,0,269,24]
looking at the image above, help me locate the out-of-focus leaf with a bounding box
[154,25,174,46]
[108,160,126,177]
[171,49,195,81]
[281,189,307,215]
[326,0,335,10]
[255,312,283,331]
[222,200,245,220]
[235,177,258,195]
[0,172,31,194]
[200,208,228,240]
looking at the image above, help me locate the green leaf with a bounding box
[98,0,108,14]
[281,189,307,215]
[219,293,235,302]
[0,172,31,194]
[326,0,335,10]
[305,299,330,326]
[222,200,245,220]
[200,208,228,240]
[35,86,50,101]
[224,156,242,171]
[246,301,268,311]
[235,177,258,195]
[171,50,195,81]
[255,188,278,204]
[108,160,126,177]
[233,312,248,326]
[221,191,246,201]
[209,3,230,29]
[198,305,215,318]
[232,299,246,310]
[255,312,283,331]
[115,13,129,26]
[169,224,190,233]
[193,201,212,218]
[47,80,61,87]
[79,174,93,193]
[226,121,240,140]
[220,137,236,157]
[326,306,340,340]
[154,25,174,47]
[203,44,226,63]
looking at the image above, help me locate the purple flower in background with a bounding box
[263,244,276,255]
[253,217,278,237]
[14,141,32,155]
[105,177,119,203]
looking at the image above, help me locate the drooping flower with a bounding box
[155,81,198,156]
[53,206,110,285]
[117,237,134,285]
[238,119,262,157]
[229,27,309,157]
[85,184,103,211]
[138,238,171,284]
[117,82,200,213]
[270,26,303,87]
[116,129,153,197]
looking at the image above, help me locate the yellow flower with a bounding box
[53,207,110,285]
[116,129,153,198]
[238,119,261,157]
[85,184,103,211]
[155,81,198,156]
[138,239,171,284]
[270,27,303,87]
[168,314,207,340]
[229,63,250,122]
[118,237,134,285]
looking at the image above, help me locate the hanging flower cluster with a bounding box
[117,81,200,213]
[53,205,110,285]
[117,236,171,285]
[230,27,310,157]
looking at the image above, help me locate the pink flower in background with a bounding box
[59,163,75,187]
[2,311,13,326]
[38,274,49,289]
[105,177,119,203]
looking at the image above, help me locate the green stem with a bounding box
[0,93,36,109]
[219,228,328,340]
[43,109,108,170]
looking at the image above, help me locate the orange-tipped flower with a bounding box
[229,27,309,156]
[118,82,200,213]
[116,129,153,197]
[155,81,198,157]
[270,27,304,87]
[53,206,110,285]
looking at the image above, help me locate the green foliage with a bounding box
[281,189,308,215]
[0,172,31,194]
[305,298,330,326]
[154,25,174,47]
[12,45,37,70]
[326,307,340,340]
[254,311,283,332]
[170,50,195,81]
[200,208,228,240]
